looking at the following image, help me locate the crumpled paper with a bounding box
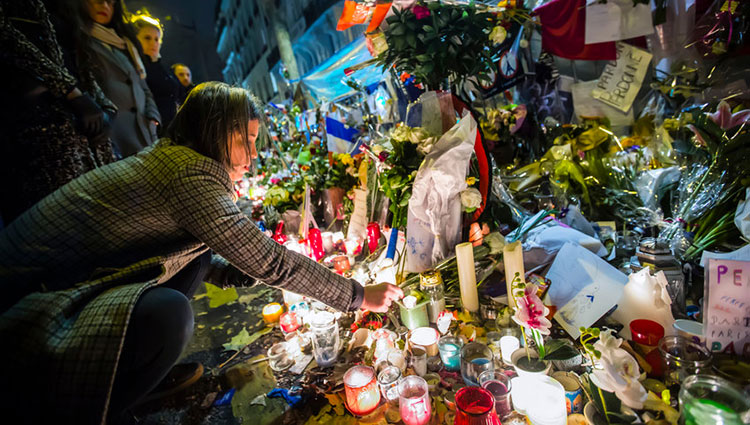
[406,112,478,272]
[735,188,750,240]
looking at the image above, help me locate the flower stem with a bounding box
[597,385,611,424]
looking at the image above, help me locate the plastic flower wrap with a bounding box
[591,329,647,410]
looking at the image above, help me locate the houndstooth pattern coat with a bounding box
[0,139,361,423]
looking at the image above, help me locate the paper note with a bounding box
[544,242,628,338]
[585,0,654,44]
[346,188,368,241]
[572,80,633,128]
[704,259,750,356]
[592,43,652,113]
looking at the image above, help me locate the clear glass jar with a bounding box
[377,365,402,405]
[658,335,712,387]
[399,375,431,425]
[310,311,339,367]
[420,270,445,323]
[461,342,494,386]
[679,374,750,425]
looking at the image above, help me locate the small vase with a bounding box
[511,348,551,378]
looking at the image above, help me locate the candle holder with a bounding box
[420,270,446,323]
[399,296,430,330]
[679,374,750,425]
[454,386,501,425]
[344,365,381,416]
[479,370,513,420]
[499,335,520,366]
[658,335,712,387]
[461,342,494,386]
[279,311,301,335]
[367,222,381,254]
[409,327,439,357]
[438,336,463,372]
[310,311,339,367]
[409,346,428,376]
[267,342,293,372]
[399,375,431,425]
[631,319,665,377]
[332,255,351,274]
[387,349,407,373]
[485,332,503,367]
[307,228,325,261]
[377,365,402,406]
[262,303,283,324]
[373,328,397,362]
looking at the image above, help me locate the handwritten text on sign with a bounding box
[705,259,750,356]
[592,43,652,113]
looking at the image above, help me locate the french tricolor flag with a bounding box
[326,116,361,154]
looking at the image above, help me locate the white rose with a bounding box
[460,188,482,212]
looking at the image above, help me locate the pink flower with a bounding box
[270,178,280,185]
[512,283,552,335]
[710,101,750,130]
[413,5,430,20]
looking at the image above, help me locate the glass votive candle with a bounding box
[461,342,494,386]
[279,311,301,334]
[387,349,407,373]
[289,301,310,321]
[630,319,665,377]
[410,346,428,376]
[267,342,293,372]
[332,255,351,274]
[310,311,339,367]
[409,327,440,357]
[262,302,283,324]
[438,336,463,371]
[485,331,503,367]
[378,365,402,406]
[399,375,432,425]
[659,335,713,387]
[373,328,397,361]
[479,370,513,420]
[500,335,520,365]
[455,386,501,425]
[344,365,381,416]
[679,374,750,425]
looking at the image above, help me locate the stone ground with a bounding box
[134,283,327,425]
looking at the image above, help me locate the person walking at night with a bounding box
[0,82,404,424]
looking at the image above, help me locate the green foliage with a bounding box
[379,139,423,228]
[543,339,581,361]
[375,1,496,89]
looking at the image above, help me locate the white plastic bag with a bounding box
[735,188,750,240]
[406,112,477,272]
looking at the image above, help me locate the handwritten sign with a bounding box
[704,259,750,356]
[592,43,652,113]
[585,0,654,44]
[346,188,368,241]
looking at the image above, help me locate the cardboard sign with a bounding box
[585,0,654,44]
[704,259,750,356]
[592,43,652,113]
[545,243,628,338]
[572,80,633,128]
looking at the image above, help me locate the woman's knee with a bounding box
[131,287,194,349]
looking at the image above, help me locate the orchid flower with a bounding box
[511,283,552,335]
[591,329,647,410]
[689,101,750,146]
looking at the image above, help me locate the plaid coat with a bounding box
[0,139,361,423]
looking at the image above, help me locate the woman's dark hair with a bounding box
[167,82,265,169]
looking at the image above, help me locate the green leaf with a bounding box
[222,327,272,352]
[390,24,406,36]
[543,339,581,360]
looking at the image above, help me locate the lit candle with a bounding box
[344,365,381,416]
[307,228,325,261]
[262,303,283,324]
[279,311,301,334]
[400,376,432,425]
[503,241,525,307]
[456,242,479,312]
[332,255,351,274]
[367,222,381,254]
[500,336,520,365]
[409,327,439,357]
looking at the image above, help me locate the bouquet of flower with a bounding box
[325,153,360,190]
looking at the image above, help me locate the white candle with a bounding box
[321,231,334,253]
[455,242,479,312]
[500,336,520,365]
[503,241,525,307]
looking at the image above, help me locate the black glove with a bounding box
[68,94,104,137]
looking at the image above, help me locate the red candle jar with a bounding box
[332,255,351,274]
[367,222,381,254]
[307,228,325,261]
[344,365,381,416]
[454,386,501,425]
[279,311,301,334]
[272,221,287,244]
[630,319,665,377]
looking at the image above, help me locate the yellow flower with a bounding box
[338,153,354,167]
[466,176,477,186]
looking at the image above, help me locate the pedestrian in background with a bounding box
[172,62,195,105]
[133,11,178,133]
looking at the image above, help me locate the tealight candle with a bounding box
[438,336,463,371]
[262,303,283,324]
[409,327,439,357]
[279,311,301,334]
[332,255,351,274]
[500,336,520,365]
[344,365,381,416]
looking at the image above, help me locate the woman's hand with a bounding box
[360,282,404,313]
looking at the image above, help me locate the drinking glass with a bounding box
[267,342,293,372]
[659,335,712,387]
[310,311,339,367]
[461,342,494,386]
[679,374,750,425]
[378,365,402,406]
[438,336,463,371]
[410,346,427,376]
[454,386,501,425]
[479,370,512,420]
[399,375,431,425]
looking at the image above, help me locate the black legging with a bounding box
[108,251,211,418]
